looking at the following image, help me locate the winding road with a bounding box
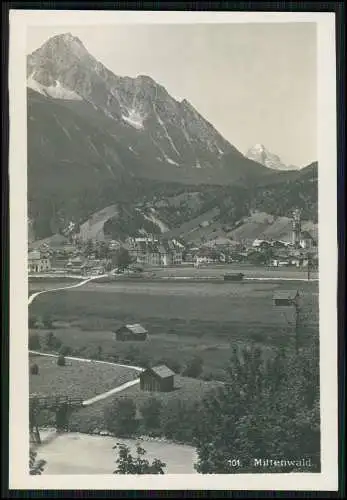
[28,273,143,406]
[28,274,109,306]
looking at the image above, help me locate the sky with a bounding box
[27,23,317,167]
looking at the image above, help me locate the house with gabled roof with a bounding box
[114,323,148,341]
[273,290,300,307]
[140,365,175,392]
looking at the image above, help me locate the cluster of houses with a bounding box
[127,238,184,267]
[27,227,318,275]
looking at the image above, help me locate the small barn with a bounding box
[140,365,175,392]
[273,290,300,307]
[114,324,148,341]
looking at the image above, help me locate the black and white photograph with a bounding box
[8,10,338,491]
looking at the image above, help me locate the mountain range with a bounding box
[26,33,317,241]
[245,144,299,171]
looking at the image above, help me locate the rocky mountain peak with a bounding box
[246,144,298,171]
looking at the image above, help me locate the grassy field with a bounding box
[67,375,222,434]
[29,279,318,378]
[29,354,139,400]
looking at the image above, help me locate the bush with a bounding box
[113,443,166,474]
[140,397,163,431]
[28,333,41,351]
[42,315,53,329]
[104,397,138,437]
[30,363,39,375]
[28,316,37,329]
[160,399,200,443]
[182,356,203,378]
[59,345,73,356]
[193,344,321,473]
[57,354,66,366]
[44,332,62,352]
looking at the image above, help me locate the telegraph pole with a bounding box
[294,298,301,354]
[307,255,312,281]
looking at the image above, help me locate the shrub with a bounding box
[182,356,203,378]
[29,449,46,475]
[57,354,66,367]
[140,397,163,431]
[59,345,73,356]
[30,363,39,375]
[104,397,138,437]
[42,315,53,329]
[193,344,321,473]
[28,316,37,329]
[160,399,200,443]
[44,332,62,352]
[28,333,41,351]
[113,443,166,474]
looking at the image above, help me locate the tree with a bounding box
[30,363,39,375]
[42,314,53,329]
[140,397,163,431]
[113,443,166,474]
[84,239,94,257]
[29,449,46,475]
[182,356,203,378]
[44,332,62,352]
[193,344,320,473]
[111,247,132,271]
[28,333,41,351]
[28,315,37,329]
[96,241,110,259]
[59,345,73,356]
[104,397,138,437]
[160,398,200,443]
[57,354,66,366]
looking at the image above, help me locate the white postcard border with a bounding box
[8,9,338,491]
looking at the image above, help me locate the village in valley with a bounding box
[28,205,319,475]
[28,208,318,279]
[25,23,320,477]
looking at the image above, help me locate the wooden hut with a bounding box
[114,323,148,341]
[273,290,300,307]
[140,365,175,392]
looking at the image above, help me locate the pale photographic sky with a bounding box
[27,23,317,167]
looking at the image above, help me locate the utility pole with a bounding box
[307,255,312,281]
[294,299,301,354]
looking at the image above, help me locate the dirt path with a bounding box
[28,274,109,305]
[83,378,140,406]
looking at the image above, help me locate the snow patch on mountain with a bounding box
[246,144,299,171]
[154,105,181,158]
[122,109,145,130]
[27,77,82,101]
[166,157,180,166]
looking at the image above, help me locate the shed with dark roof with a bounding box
[114,323,148,341]
[273,290,300,307]
[140,365,175,392]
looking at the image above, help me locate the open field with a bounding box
[67,375,222,433]
[146,264,318,280]
[29,280,318,329]
[29,354,139,400]
[36,431,197,474]
[104,375,223,407]
[29,279,318,378]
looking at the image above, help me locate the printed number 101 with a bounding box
[227,459,242,467]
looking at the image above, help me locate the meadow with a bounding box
[29,279,318,377]
[67,375,222,434]
[29,354,139,400]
